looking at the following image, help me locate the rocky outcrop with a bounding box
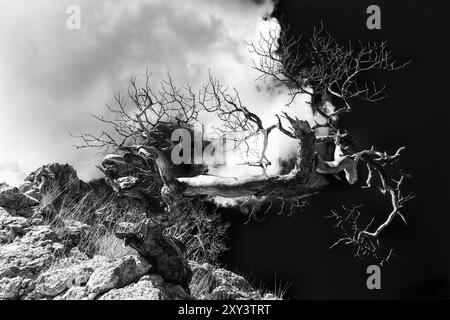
[54,219,91,248]
[0,206,191,300]
[0,213,66,299]
[26,254,151,300]
[0,224,65,280]
[0,212,268,301]
[189,261,278,300]
[0,183,39,217]
[98,278,168,300]
[54,286,89,300]
[27,253,189,300]
[0,207,31,244]
[115,220,192,291]
[19,163,88,202]
[0,204,274,300]
[0,162,278,301]
[97,274,189,300]
[0,276,24,300]
[85,255,150,296]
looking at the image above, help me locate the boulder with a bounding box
[0,276,23,300]
[53,286,88,300]
[22,252,154,300]
[25,255,110,300]
[19,163,89,201]
[0,207,30,244]
[28,255,107,299]
[0,224,66,300]
[85,255,151,296]
[0,160,275,301]
[98,278,168,300]
[209,268,259,300]
[0,225,65,279]
[262,293,280,300]
[98,273,189,300]
[31,268,76,298]
[0,184,39,217]
[55,219,91,247]
[115,220,192,290]
[189,261,261,300]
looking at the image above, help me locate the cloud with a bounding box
[0,161,26,187]
[0,0,310,186]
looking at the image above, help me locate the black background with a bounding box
[220,0,450,299]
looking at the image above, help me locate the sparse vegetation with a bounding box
[37,178,230,266]
[189,263,216,299]
[164,203,229,264]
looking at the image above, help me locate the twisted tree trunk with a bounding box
[115,220,192,290]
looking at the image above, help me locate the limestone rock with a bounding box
[19,163,89,201]
[0,225,65,279]
[86,255,151,296]
[71,255,110,286]
[189,261,261,300]
[97,273,189,300]
[55,219,91,247]
[98,279,168,300]
[0,207,30,244]
[53,286,88,300]
[209,268,258,300]
[0,276,23,300]
[115,220,192,290]
[28,256,107,299]
[261,293,280,300]
[0,225,66,300]
[140,274,164,287]
[0,184,39,217]
[0,160,272,301]
[31,268,76,298]
[26,255,112,299]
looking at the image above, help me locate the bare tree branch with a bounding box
[76,24,412,262]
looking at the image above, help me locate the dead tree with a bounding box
[75,23,413,278]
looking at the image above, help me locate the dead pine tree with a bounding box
[75,22,413,286]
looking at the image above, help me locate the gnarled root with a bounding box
[115,219,192,290]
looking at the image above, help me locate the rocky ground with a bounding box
[0,163,276,300]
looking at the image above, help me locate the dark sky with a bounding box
[221,0,450,299]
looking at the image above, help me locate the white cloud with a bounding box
[0,0,314,186]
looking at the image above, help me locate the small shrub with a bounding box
[37,179,230,267]
[164,203,229,264]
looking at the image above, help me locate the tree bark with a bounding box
[136,119,332,200]
[115,220,192,290]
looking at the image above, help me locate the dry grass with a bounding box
[189,264,216,299]
[37,180,143,259]
[255,274,291,300]
[38,179,232,292]
[164,203,229,264]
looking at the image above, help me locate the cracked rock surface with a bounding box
[0,163,277,300]
[0,204,273,300]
